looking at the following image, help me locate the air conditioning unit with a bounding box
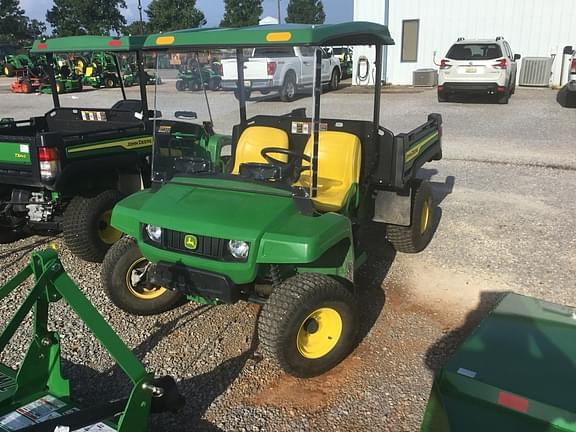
[519,57,554,87]
[413,68,438,87]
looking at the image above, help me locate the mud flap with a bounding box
[372,187,411,226]
[421,293,576,431]
[557,81,576,108]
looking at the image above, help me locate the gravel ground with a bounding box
[0,77,575,431]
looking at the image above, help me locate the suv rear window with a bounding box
[252,47,295,58]
[447,44,503,60]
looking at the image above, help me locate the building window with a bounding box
[401,19,419,62]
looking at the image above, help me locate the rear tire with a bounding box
[102,237,183,316]
[234,87,251,101]
[3,64,15,77]
[105,76,117,88]
[63,190,124,263]
[437,91,448,102]
[175,80,186,91]
[208,76,221,91]
[497,88,510,104]
[328,68,339,91]
[22,80,33,93]
[280,72,297,102]
[387,180,435,253]
[259,273,359,378]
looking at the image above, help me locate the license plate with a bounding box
[466,67,477,73]
[243,80,251,87]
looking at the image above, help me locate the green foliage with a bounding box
[46,0,127,37]
[123,21,150,36]
[220,0,263,28]
[0,0,46,45]
[146,0,205,33]
[286,0,325,24]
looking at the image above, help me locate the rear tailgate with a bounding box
[449,60,503,83]
[221,58,270,80]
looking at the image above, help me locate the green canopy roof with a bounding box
[143,22,394,49]
[30,35,146,53]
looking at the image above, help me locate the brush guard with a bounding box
[0,248,184,431]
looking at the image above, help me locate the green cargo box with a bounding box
[422,293,576,432]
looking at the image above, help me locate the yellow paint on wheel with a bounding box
[97,210,122,244]
[297,307,343,359]
[420,199,431,234]
[125,257,167,300]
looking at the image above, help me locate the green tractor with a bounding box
[1,53,33,77]
[83,52,135,88]
[0,248,184,431]
[101,23,443,378]
[39,55,83,94]
[421,292,576,431]
[176,59,221,91]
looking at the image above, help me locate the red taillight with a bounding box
[440,59,451,69]
[493,58,507,69]
[570,58,576,74]
[497,391,529,413]
[38,147,58,162]
[267,61,277,76]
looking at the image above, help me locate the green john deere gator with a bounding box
[0,247,184,431]
[101,22,443,377]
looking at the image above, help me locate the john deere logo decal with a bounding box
[184,234,198,250]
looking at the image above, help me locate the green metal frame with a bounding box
[0,248,157,431]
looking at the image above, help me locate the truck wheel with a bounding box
[259,272,359,378]
[280,73,297,102]
[328,69,339,91]
[102,237,183,315]
[386,180,435,253]
[437,91,448,102]
[3,64,15,77]
[497,88,510,104]
[234,87,251,101]
[63,190,124,263]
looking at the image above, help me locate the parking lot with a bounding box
[0,77,575,431]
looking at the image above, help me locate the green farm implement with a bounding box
[0,248,184,431]
[421,293,576,432]
[102,22,443,378]
[176,61,221,91]
[2,53,33,77]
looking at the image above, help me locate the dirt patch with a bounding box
[249,345,366,412]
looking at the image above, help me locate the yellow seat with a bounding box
[231,126,289,174]
[297,131,362,212]
[85,66,94,77]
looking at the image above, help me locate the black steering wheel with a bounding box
[261,147,311,170]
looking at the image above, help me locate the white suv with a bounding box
[438,37,521,104]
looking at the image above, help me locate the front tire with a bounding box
[328,68,339,91]
[63,190,124,263]
[102,237,183,315]
[259,273,359,378]
[387,180,435,253]
[3,64,15,77]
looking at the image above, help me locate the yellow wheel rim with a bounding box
[3,67,8,75]
[420,199,431,234]
[297,307,343,359]
[97,210,122,244]
[125,257,167,300]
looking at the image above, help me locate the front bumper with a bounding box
[151,261,241,303]
[439,82,504,94]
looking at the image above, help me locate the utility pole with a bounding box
[277,0,281,23]
[138,0,144,34]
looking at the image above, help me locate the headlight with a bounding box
[145,224,162,243]
[228,240,249,260]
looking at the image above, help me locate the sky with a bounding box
[19,0,353,28]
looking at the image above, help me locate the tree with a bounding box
[0,0,45,45]
[220,0,263,28]
[47,0,127,37]
[286,0,325,24]
[123,20,150,36]
[146,0,205,33]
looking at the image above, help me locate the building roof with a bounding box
[30,35,146,53]
[143,22,394,49]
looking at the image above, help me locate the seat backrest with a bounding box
[299,131,362,212]
[231,126,289,174]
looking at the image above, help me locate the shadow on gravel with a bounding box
[418,167,455,206]
[424,291,506,372]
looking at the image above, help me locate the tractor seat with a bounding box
[296,131,362,212]
[231,126,289,174]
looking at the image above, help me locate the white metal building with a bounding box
[352,0,576,87]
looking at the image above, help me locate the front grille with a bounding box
[163,229,227,259]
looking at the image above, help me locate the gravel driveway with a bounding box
[0,78,574,431]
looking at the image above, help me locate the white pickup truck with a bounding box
[221,46,341,102]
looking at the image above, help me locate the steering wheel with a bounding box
[261,147,311,170]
